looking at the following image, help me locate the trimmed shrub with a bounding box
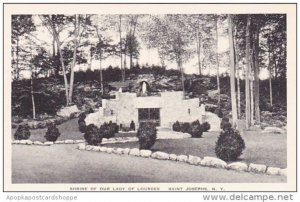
[130,120,135,131]
[14,124,31,140]
[172,121,181,132]
[215,127,245,161]
[220,117,230,130]
[99,122,117,139]
[137,122,157,150]
[84,124,103,146]
[78,113,86,133]
[181,122,191,134]
[201,121,211,132]
[190,120,202,138]
[44,123,61,142]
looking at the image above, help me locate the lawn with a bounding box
[108,131,287,168]
[12,119,287,168]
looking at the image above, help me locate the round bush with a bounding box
[172,121,181,132]
[137,122,157,150]
[215,127,245,161]
[181,122,191,134]
[44,123,61,142]
[99,122,116,139]
[84,124,103,146]
[200,121,211,132]
[190,120,202,138]
[14,124,31,140]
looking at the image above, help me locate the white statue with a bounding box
[142,82,147,94]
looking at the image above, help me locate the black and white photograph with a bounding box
[3,3,297,192]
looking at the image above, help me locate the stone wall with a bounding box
[86,91,210,129]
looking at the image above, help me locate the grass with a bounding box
[12,144,286,183]
[108,131,287,168]
[12,119,287,168]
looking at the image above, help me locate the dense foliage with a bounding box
[172,120,211,138]
[78,113,87,133]
[84,124,103,146]
[44,123,61,142]
[14,124,31,140]
[99,121,119,139]
[215,127,245,161]
[137,122,157,150]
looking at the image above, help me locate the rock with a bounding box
[102,138,108,142]
[106,147,113,154]
[57,105,79,118]
[85,145,93,151]
[64,139,74,144]
[279,168,287,177]
[77,143,86,150]
[116,148,124,155]
[44,141,54,146]
[248,163,267,173]
[176,155,188,162]
[92,146,101,151]
[75,140,85,143]
[12,140,20,144]
[99,147,107,152]
[227,162,248,172]
[188,155,202,165]
[140,150,152,158]
[266,167,281,175]
[262,127,285,134]
[129,148,140,156]
[54,140,64,144]
[169,154,177,161]
[27,121,39,129]
[151,151,169,160]
[33,141,43,145]
[201,157,227,169]
[204,112,221,131]
[122,148,130,155]
[19,140,33,145]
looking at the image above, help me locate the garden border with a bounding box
[75,143,287,177]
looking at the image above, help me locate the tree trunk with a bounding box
[16,37,19,80]
[253,25,260,124]
[237,68,241,119]
[196,29,202,76]
[228,14,238,127]
[30,77,36,120]
[268,32,273,107]
[68,14,80,104]
[119,15,124,82]
[30,38,36,119]
[245,15,251,129]
[250,67,254,125]
[99,56,103,94]
[215,15,220,108]
[234,25,241,119]
[54,35,69,106]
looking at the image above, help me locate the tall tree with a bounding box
[11,15,35,80]
[215,15,221,108]
[228,14,238,126]
[245,15,251,129]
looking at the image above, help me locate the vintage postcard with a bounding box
[3,3,297,191]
